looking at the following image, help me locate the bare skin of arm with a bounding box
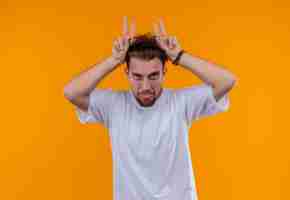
[63,16,136,112]
[63,57,120,111]
[153,18,237,102]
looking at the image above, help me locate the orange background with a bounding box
[1,0,289,199]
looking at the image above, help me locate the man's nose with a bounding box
[141,79,150,91]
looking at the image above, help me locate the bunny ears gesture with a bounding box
[122,16,137,45]
[123,16,135,38]
[112,16,183,65]
[111,16,136,65]
[152,18,183,61]
[122,16,182,55]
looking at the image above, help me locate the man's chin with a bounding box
[141,103,154,107]
[139,98,155,107]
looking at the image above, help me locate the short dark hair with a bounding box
[125,32,169,69]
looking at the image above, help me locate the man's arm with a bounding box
[63,56,120,112]
[63,16,136,113]
[153,18,237,101]
[176,52,237,102]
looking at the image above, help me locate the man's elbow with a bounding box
[221,72,237,89]
[63,87,75,101]
[215,73,237,91]
[229,74,237,89]
[212,75,237,101]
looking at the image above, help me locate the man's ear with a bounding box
[124,66,129,76]
[162,66,167,75]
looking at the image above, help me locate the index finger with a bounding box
[158,18,167,36]
[153,22,160,36]
[129,18,136,38]
[122,16,129,36]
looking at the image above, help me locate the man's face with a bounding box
[125,57,167,107]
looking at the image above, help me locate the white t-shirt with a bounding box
[75,83,230,200]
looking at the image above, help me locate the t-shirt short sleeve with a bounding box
[74,88,116,127]
[177,83,230,125]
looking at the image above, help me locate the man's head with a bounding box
[124,33,169,107]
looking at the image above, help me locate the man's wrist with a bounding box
[107,56,122,68]
[168,50,180,61]
[172,50,185,65]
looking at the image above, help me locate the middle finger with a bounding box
[158,18,167,36]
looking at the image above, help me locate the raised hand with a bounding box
[112,16,136,65]
[153,18,182,62]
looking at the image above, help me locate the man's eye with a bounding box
[149,75,159,80]
[133,76,142,80]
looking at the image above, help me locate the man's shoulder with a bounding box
[88,88,128,105]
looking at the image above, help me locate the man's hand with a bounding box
[153,18,182,62]
[112,16,136,65]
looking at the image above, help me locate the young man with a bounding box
[63,16,236,200]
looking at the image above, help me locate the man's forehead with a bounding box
[129,57,163,73]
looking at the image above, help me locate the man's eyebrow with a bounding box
[132,71,160,77]
[132,72,143,77]
[148,71,160,76]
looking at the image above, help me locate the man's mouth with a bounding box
[139,94,154,102]
[140,93,153,97]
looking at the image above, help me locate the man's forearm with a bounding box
[63,56,120,99]
[177,52,236,88]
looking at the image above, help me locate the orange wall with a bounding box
[1,0,289,199]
